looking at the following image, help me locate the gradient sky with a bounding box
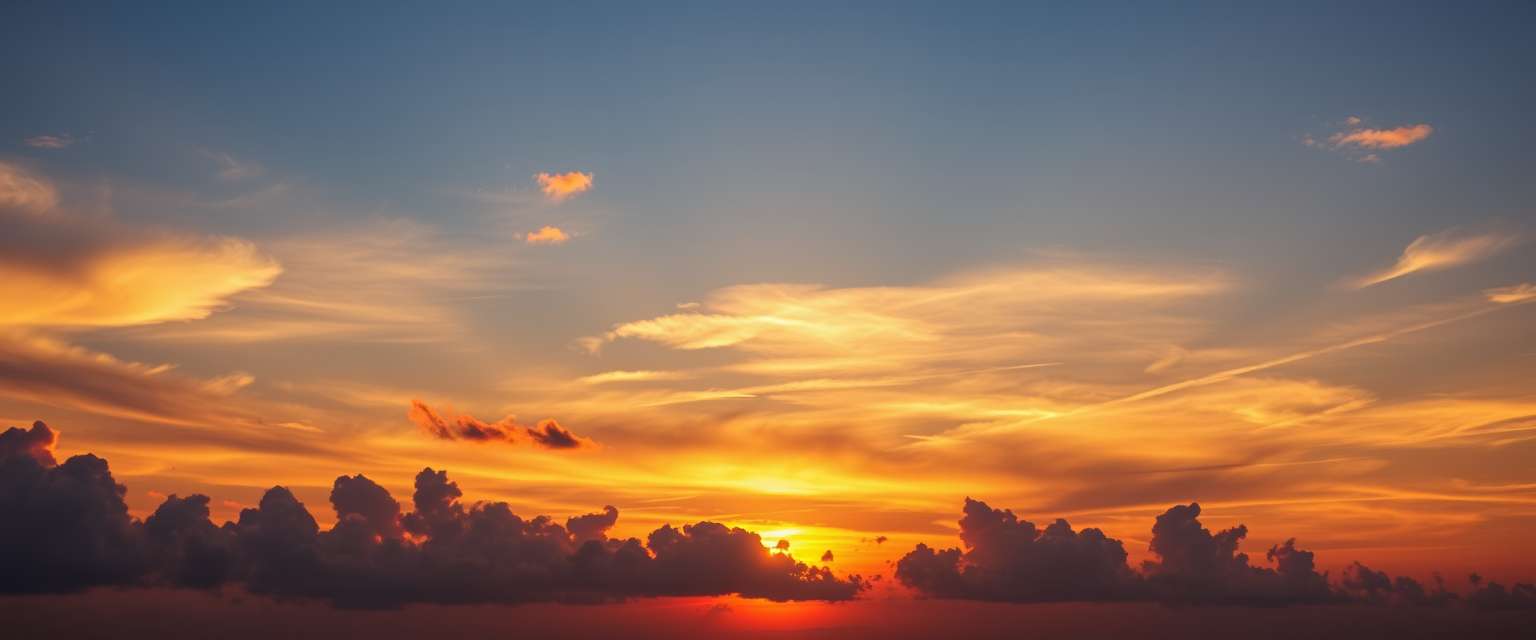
[3,0,1536,591]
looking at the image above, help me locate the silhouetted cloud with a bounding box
[894,498,1140,602]
[0,421,143,594]
[408,400,595,449]
[0,422,862,607]
[897,498,1531,608]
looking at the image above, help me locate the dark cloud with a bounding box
[822,550,835,563]
[408,400,595,449]
[0,422,143,594]
[1141,503,1334,604]
[895,498,1139,602]
[0,422,861,607]
[896,498,1534,608]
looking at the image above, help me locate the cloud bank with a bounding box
[0,422,863,606]
[896,498,1533,609]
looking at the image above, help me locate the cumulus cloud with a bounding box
[535,171,594,202]
[408,400,595,449]
[895,498,1140,601]
[1350,230,1516,288]
[24,134,75,149]
[524,225,572,245]
[894,498,1531,607]
[0,424,865,606]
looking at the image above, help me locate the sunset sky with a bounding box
[3,3,1536,630]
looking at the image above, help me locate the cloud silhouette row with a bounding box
[895,498,1534,610]
[4,420,1532,611]
[0,421,859,607]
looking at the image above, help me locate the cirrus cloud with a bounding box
[1349,229,1517,289]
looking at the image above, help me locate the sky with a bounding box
[3,1,1536,628]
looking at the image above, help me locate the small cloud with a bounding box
[1349,229,1516,289]
[676,302,701,310]
[579,370,690,385]
[821,550,834,563]
[1330,123,1434,150]
[1305,117,1434,162]
[524,225,571,246]
[535,171,594,202]
[24,134,74,149]
[202,150,263,181]
[408,399,595,450]
[1485,283,1536,304]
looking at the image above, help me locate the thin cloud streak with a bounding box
[1351,230,1516,288]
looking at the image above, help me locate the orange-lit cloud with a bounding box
[1485,283,1536,304]
[535,171,594,201]
[525,225,572,245]
[1349,230,1516,288]
[1306,118,1435,162]
[1329,123,1434,150]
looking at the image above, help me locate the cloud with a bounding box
[0,424,866,606]
[0,163,281,328]
[408,400,595,449]
[23,134,75,150]
[1485,283,1536,304]
[535,171,594,202]
[1329,123,1434,150]
[896,499,1491,606]
[1306,117,1434,162]
[579,370,692,385]
[202,150,263,181]
[894,497,1140,601]
[524,225,572,245]
[0,162,60,216]
[1350,230,1516,288]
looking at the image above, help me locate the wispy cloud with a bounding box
[524,225,572,245]
[23,134,75,149]
[1349,229,1516,289]
[0,162,60,216]
[201,150,264,181]
[535,171,594,202]
[1305,117,1434,162]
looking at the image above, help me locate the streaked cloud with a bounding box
[580,370,693,385]
[524,224,572,245]
[1330,123,1434,150]
[1350,230,1516,289]
[1306,117,1435,162]
[23,133,75,149]
[202,150,263,180]
[0,162,60,216]
[0,164,281,328]
[408,399,594,449]
[535,171,594,201]
[1485,283,1536,304]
